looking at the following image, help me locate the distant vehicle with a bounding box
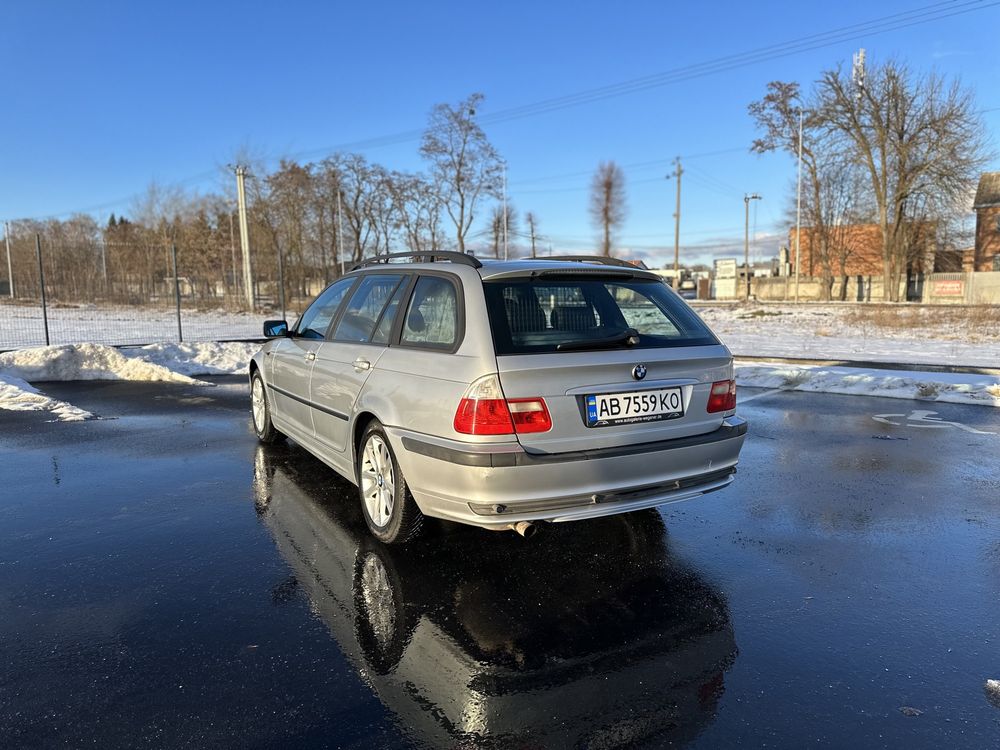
[249,253,746,543]
[679,279,698,300]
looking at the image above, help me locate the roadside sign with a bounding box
[715,258,737,279]
[932,279,964,296]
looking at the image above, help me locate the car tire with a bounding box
[357,421,424,544]
[251,371,284,444]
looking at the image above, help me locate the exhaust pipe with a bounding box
[513,521,537,539]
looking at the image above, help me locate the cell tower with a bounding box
[852,48,867,100]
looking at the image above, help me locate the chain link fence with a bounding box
[0,235,322,350]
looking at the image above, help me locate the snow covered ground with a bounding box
[4,300,997,367]
[0,302,270,349]
[2,301,998,420]
[696,303,1000,368]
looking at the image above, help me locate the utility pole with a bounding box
[794,107,804,303]
[744,193,762,301]
[667,157,683,290]
[228,211,240,299]
[4,221,13,298]
[502,162,509,261]
[337,188,346,275]
[234,165,254,310]
[527,213,538,258]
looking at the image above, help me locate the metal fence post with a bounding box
[172,243,183,342]
[35,234,50,346]
[4,221,13,298]
[276,243,286,321]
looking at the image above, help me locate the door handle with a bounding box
[305,352,316,361]
[353,358,371,371]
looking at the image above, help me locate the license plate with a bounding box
[585,387,684,427]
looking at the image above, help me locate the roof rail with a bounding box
[351,251,483,271]
[529,255,646,269]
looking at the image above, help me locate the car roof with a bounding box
[349,252,662,282]
[475,258,661,281]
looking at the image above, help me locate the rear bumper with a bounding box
[387,417,747,528]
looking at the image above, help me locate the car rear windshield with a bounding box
[484,276,719,355]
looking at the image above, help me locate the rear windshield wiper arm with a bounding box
[556,328,640,352]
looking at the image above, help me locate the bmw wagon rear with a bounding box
[390,260,747,533]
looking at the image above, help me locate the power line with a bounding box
[477,0,997,124]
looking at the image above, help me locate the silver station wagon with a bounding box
[249,253,747,544]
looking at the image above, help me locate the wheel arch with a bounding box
[352,411,378,474]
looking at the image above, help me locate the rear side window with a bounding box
[295,277,355,339]
[332,274,404,343]
[401,276,459,349]
[484,277,718,355]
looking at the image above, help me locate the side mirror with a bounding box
[263,320,289,338]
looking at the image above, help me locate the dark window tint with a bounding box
[484,277,718,355]
[295,278,355,339]
[332,275,404,343]
[400,276,459,349]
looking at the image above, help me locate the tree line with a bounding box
[3,94,605,309]
[6,53,983,310]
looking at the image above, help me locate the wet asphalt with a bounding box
[1,378,999,748]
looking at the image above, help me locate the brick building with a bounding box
[969,172,1000,272]
[789,222,935,277]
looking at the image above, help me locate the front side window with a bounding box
[484,276,718,355]
[295,277,355,339]
[401,276,459,349]
[332,274,404,343]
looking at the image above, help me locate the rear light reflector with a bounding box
[454,375,552,435]
[707,379,736,413]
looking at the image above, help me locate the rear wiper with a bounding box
[556,328,640,352]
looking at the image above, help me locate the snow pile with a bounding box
[0,343,209,385]
[0,343,215,421]
[127,341,260,376]
[985,679,1000,709]
[0,372,93,421]
[735,361,1000,408]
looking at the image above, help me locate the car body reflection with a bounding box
[253,444,738,748]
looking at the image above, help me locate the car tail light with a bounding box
[707,379,736,413]
[454,375,551,435]
[506,398,552,433]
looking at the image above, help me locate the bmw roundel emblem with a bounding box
[632,364,647,381]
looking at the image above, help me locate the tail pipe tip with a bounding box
[513,521,537,539]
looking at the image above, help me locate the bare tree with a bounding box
[589,161,626,256]
[388,172,443,254]
[817,58,990,301]
[420,93,503,253]
[488,203,518,258]
[525,211,539,257]
[750,81,861,300]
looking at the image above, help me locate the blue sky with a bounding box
[2,0,999,265]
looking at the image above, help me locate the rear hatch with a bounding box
[482,269,733,454]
